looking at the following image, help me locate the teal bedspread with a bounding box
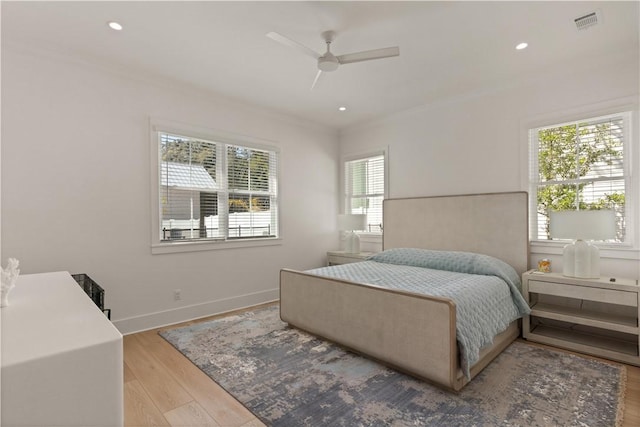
[306,248,530,378]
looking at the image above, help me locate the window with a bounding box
[529,112,631,244]
[152,123,279,251]
[343,152,386,233]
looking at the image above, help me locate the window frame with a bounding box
[150,119,281,254]
[522,98,639,258]
[341,148,389,239]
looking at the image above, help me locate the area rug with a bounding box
[160,305,626,427]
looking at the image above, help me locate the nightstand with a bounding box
[326,251,374,266]
[522,271,639,366]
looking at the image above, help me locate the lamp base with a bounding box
[562,239,600,279]
[344,231,361,254]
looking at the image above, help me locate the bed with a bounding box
[280,192,529,391]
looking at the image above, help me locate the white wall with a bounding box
[1,46,339,333]
[340,51,640,279]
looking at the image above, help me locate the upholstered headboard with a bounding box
[383,192,529,275]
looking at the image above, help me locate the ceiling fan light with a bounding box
[318,56,339,72]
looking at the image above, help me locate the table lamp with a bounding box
[549,210,616,279]
[338,214,367,254]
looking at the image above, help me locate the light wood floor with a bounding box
[124,304,271,427]
[124,304,640,427]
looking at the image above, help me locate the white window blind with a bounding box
[227,145,279,239]
[344,153,385,233]
[158,132,278,242]
[529,112,629,243]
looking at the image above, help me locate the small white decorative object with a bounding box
[1,258,20,307]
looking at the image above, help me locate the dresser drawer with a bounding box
[529,280,638,307]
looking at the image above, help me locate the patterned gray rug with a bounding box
[160,305,625,427]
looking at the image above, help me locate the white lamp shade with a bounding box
[337,214,367,231]
[549,210,616,241]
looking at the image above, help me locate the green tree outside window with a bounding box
[533,114,627,242]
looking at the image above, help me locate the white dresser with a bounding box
[1,271,123,426]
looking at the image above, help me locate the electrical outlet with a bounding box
[174,289,181,301]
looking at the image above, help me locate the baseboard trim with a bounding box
[113,288,279,335]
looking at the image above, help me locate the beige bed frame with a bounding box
[280,192,529,391]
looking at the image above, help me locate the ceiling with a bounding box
[2,1,638,130]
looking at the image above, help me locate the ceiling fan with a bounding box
[266,30,400,89]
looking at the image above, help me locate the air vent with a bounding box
[575,10,601,30]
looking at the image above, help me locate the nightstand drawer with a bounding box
[328,255,362,265]
[327,251,374,266]
[529,279,637,307]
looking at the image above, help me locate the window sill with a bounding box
[530,240,640,260]
[152,237,282,255]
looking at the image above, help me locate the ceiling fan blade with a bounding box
[266,32,320,59]
[310,70,323,90]
[337,46,399,65]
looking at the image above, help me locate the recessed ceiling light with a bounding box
[516,42,528,50]
[108,21,123,31]
[338,106,347,112]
